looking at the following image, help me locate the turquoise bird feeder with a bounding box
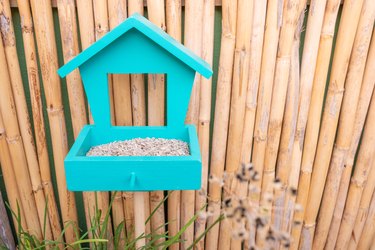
[58,13,212,191]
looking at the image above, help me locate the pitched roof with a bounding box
[58,13,213,78]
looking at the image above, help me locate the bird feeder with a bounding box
[58,13,212,191]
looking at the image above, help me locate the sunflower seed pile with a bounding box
[86,137,190,156]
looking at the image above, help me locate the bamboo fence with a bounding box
[1,1,375,250]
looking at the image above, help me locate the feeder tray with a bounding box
[58,13,212,191]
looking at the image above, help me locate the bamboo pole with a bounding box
[30,0,79,242]
[181,1,204,248]
[247,0,282,246]
[165,1,182,248]
[0,191,15,250]
[127,0,150,242]
[108,1,129,241]
[325,30,375,248]
[194,0,214,249]
[290,0,341,247]
[75,0,99,236]
[0,112,27,231]
[313,1,375,247]
[204,0,237,249]
[279,0,327,235]
[300,0,365,247]
[241,2,267,249]
[146,1,166,247]
[0,30,42,239]
[273,11,303,240]
[357,191,375,250]
[0,0,54,240]
[349,159,375,249]
[259,1,305,246]
[17,0,62,240]
[219,1,253,250]
[335,91,375,249]
[134,190,146,249]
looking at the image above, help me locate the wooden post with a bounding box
[0,0,53,240]
[335,91,375,249]
[0,191,15,250]
[290,0,341,247]
[134,191,146,249]
[146,1,166,246]
[165,0,182,248]
[325,31,375,248]
[0,30,42,239]
[205,0,237,249]
[313,0,375,247]
[30,0,79,242]
[17,0,62,240]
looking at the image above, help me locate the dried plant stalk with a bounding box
[357,191,375,250]
[0,30,42,239]
[182,0,204,248]
[205,0,237,249]
[146,0,166,245]
[259,1,305,246]
[221,0,253,249]
[349,158,375,249]
[0,191,15,250]
[30,0,79,242]
[0,0,54,240]
[290,0,341,247]
[300,0,365,247]
[127,0,149,241]
[194,0,214,249]
[17,0,62,239]
[249,0,282,246]
[335,91,375,249]
[165,0,182,248]
[75,0,99,237]
[0,112,26,231]
[313,1,375,247]
[326,31,375,248]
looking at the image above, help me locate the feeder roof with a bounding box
[58,13,213,79]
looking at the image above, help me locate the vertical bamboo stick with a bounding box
[259,1,305,245]
[194,0,214,249]
[290,0,341,247]
[326,31,375,248]
[335,92,375,249]
[313,1,375,247]
[240,2,267,248]
[108,0,129,240]
[280,0,327,235]
[134,190,146,248]
[17,0,62,239]
[357,191,375,250]
[127,0,149,241]
[300,0,365,247]
[219,1,253,249]
[0,30,42,239]
[240,0,267,173]
[204,0,237,249]
[165,1,182,248]
[0,191,15,250]
[248,0,282,246]
[92,1,114,246]
[349,159,375,249]
[273,10,303,239]
[30,0,79,242]
[0,0,53,240]
[0,112,27,231]
[75,0,99,236]
[182,1,204,249]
